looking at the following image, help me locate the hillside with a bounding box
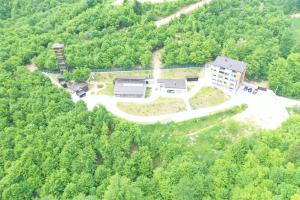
[0,0,300,199]
[1,0,300,98]
[0,65,299,200]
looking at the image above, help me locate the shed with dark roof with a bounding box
[158,79,186,89]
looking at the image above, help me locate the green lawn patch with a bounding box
[117,98,186,116]
[292,18,300,45]
[160,67,201,79]
[140,105,246,136]
[189,87,230,109]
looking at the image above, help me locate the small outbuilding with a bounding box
[68,82,88,92]
[76,89,86,98]
[158,79,187,94]
[186,76,199,82]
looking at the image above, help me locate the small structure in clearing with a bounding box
[158,79,187,95]
[114,77,147,98]
[67,82,89,98]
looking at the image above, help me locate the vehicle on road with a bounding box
[253,89,258,95]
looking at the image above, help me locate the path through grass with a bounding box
[117,97,186,116]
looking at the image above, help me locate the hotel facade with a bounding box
[209,56,247,92]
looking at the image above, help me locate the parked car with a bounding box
[252,89,258,95]
[248,88,253,93]
[243,86,248,91]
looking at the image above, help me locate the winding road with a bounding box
[39,0,300,129]
[155,0,212,27]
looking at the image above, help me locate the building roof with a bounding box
[158,79,186,89]
[115,77,145,83]
[76,90,86,97]
[52,43,64,49]
[114,77,146,96]
[68,82,88,92]
[212,56,247,73]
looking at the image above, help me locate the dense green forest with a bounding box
[0,66,299,199]
[1,0,300,97]
[0,0,300,199]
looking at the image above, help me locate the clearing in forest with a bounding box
[292,17,300,45]
[117,97,186,116]
[160,67,202,79]
[155,0,213,27]
[93,70,152,96]
[189,87,230,109]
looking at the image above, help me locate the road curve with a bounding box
[155,0,213,27]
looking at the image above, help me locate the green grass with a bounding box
[145,87,152,98]
[160,67,202,79]
[140,105,246,136]
[189,87,230,109]
[189,120,254,160]
[140,105,251,160]
[94,70,153,96]
[292,18,300,45]
[287,105,300,115]
[117,98,186,116]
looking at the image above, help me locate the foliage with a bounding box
[0,0,299,199]
[0,65,299,199]
[64,67,91,82]
[1,0,299,98]
[268,53,300,98]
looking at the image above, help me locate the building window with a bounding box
[167,90,175,93]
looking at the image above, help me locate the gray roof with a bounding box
[212,56,247,73]
[158,79,186,89]
[115,77,145,83]
[52,43,64,49]
[68,82,88,92]
[114,78,146,96]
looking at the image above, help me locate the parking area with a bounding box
[234,84,289,129]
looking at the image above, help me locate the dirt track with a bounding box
[155,0,212,27]
[291,13,300,18]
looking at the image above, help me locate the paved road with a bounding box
[76,92,243,124]
[291,13,300,18]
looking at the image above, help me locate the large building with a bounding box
[158,79,187,95]
[114,77,147,98]
[209,56,247,92]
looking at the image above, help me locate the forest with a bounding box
[0,64,300,200]
[0,0,300,97]
[0,0,300,199]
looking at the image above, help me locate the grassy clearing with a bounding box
[145,87,152,98]
[140,105,251,160]
[189,87,230,109]
[292,18,300,45]
[189,120,255,160]
[140,105,246,136]
[117,98,186,116]
[94,70,153,96]
[287,105,300,115]
[160,67,201,79]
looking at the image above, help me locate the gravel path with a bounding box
[155,0,213,27]
[291,13,300,18]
